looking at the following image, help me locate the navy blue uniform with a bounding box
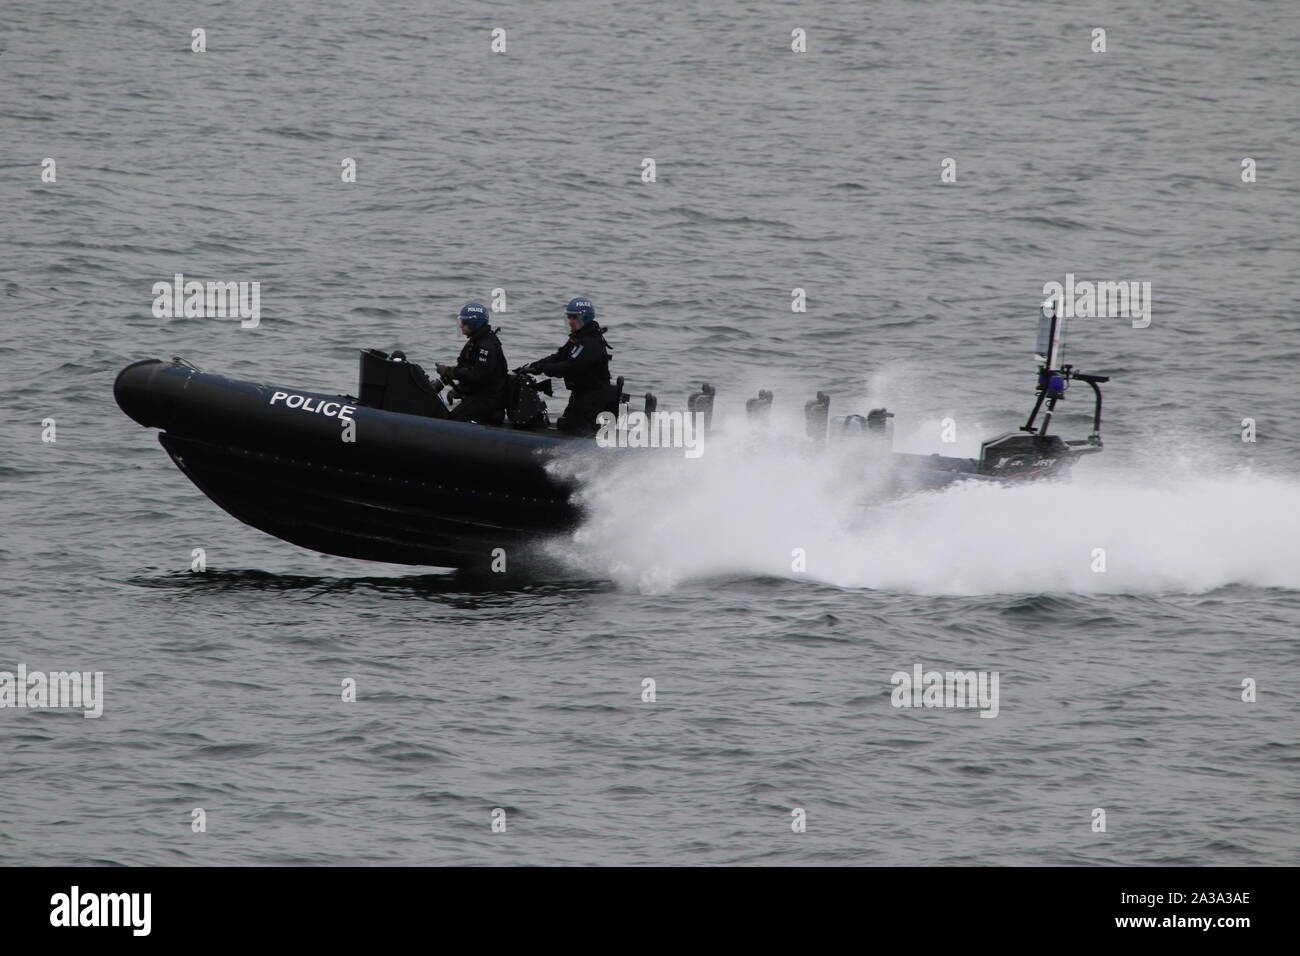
[449,326,509,425]
[533,323,613,435]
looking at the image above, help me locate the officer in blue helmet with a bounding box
[520,297,614,436]
[435,302,509,425]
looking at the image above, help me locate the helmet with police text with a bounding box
[564,297,596,326]
[458,302,489,333]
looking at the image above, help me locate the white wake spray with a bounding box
[545,411,1300,596]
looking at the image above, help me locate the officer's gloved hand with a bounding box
[434,363,455,384]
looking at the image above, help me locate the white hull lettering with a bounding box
[268,391,355,422]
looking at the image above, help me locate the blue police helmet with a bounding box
[458,302,489,332]
[564,297,596,325]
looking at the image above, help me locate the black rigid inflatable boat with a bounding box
[114,310,1110,570]
[113,352,586,569]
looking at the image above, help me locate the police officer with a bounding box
[521,297,613,436]
[436,302,509,425]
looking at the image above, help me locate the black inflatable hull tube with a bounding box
[114,359,581,569]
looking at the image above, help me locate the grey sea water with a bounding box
[2,0,1298,865]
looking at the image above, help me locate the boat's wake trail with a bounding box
[544,428,1300,596]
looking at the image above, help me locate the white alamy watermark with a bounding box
[1042,273,1151,328]
[50,886,150,936]
[0,664,103,718]
[595,409,706,458]
[151,272,261,328]
[890,663,999,718]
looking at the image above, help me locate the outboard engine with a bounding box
[834,407,893,444]
[835,413,870,435]
[357,349,450,418]
[804,391,830,442]
[688,383,716,433]
[746,390,773,425]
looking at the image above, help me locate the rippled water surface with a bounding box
[2,0,1298,865]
